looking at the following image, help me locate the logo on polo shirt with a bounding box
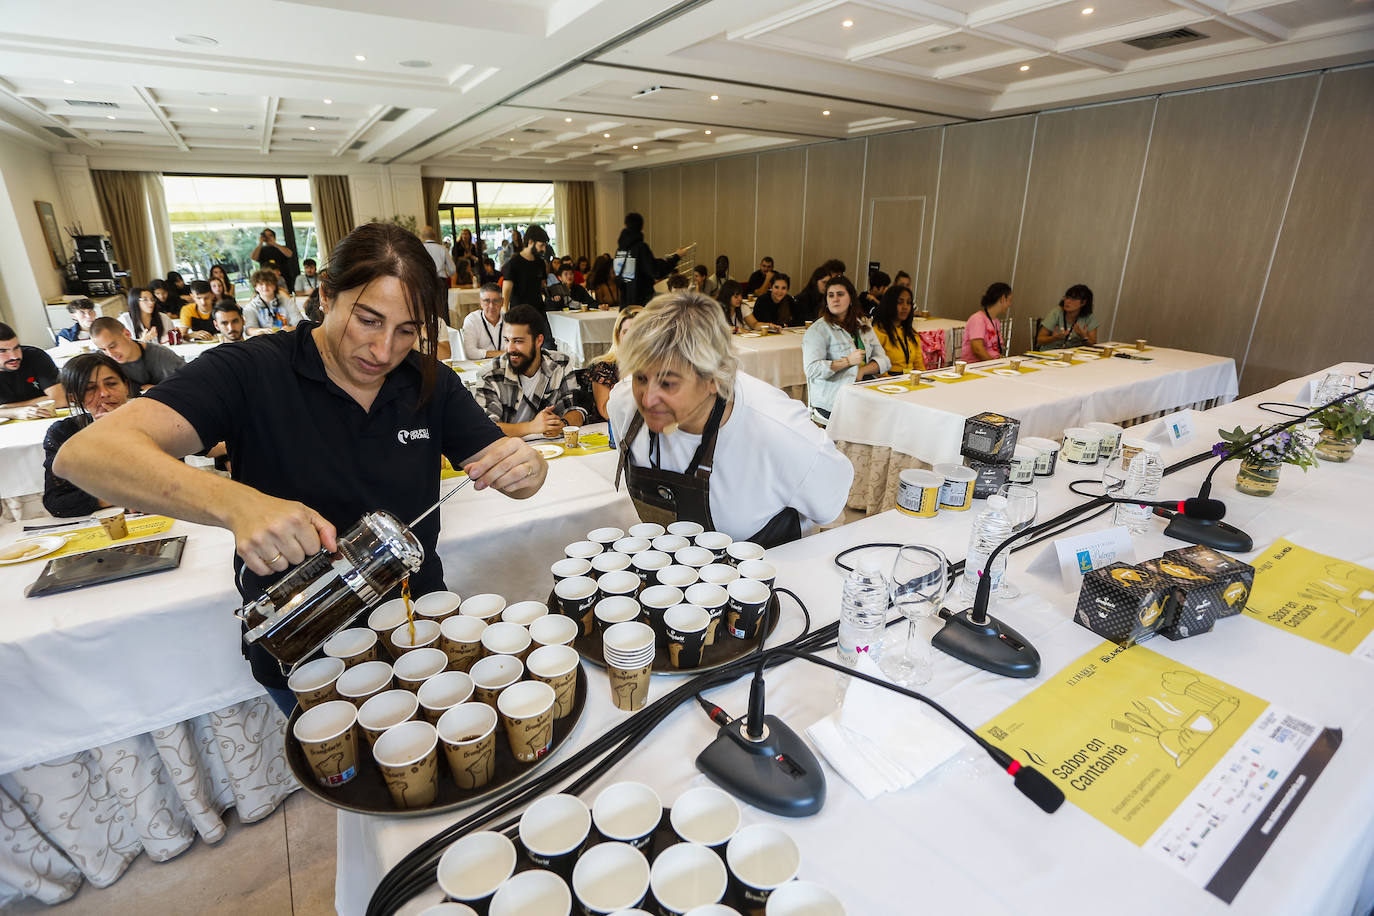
[397,428,431,444]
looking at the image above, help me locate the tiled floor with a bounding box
[6,790,337,916]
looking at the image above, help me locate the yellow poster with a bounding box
[1244,539,1374,655]
[979,642,1266,845]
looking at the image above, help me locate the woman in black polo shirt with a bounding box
[55,223,549,712]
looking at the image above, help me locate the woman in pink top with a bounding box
[961,282,1011,362]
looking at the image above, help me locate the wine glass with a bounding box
[994,484,1038,600]
[879,545,947,687]
[1314,372,1355,407]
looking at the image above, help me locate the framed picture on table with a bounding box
[34,201,65,269]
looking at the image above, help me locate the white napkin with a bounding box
[804,655,966,800]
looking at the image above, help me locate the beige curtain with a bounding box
[309,175,354,264]
[143,173,175,277]
[554,181,596,262]
[421,177,445,237]
[92,170,156,286]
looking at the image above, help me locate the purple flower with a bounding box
[1212,442,1228,457]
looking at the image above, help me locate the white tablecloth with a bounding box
[828,347,1239,467]
[447,288,482,328]
[46,340,218,369]
[335,362,1374,916]
[732,329,806,392]
[546,310,618,367]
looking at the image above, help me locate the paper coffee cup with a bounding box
[954,360,967,375]
[357,689,419,747]
[651,842,729,915]
[437,703,499,790]
[288,656,346,711]
[640,585,685,631]
[670,786,741,848]
[417,670,475,724]
[628,522,666,540]
[737,560,776,591]
[725,541,765,565]
[657,564,699,590]
[323,627,381,668]
[1009,357,1024,371]
[519,793,590,877]
[664,604,710,669]
[592,781,663,850]
[652,534,691,555]
[480,621,533,661]
[437,831,517,905]
[698,563,740,587]
[1120,436,1150,465]
[695,531,733,560]
[368,599,410,658]
[503,600,549,627]
[934,463,976,511]
[415,590,462,622]
[685,582,728,646]
[726,825,801,913]
[93,507,127,540]
[572,842,650,915]
[588,526,625,546]
[526,644,581,719]
[489,869,571,916]
[390,618,442,654]
[1136,338,1148,351]
[667,521,705,538]
[592,551,633,575]
[392,646,449,693]
[496,679,556,763]
[565,540,604,560]
[459,593,507,624]
[555,575,599,635]
[613,536,652,556]
[335,660,394,706]
[765,881,844,915]
[563,425,581,449]
[595,595,643,634]
[292,699,359,787]
[631,550,671,586]
[725,578,771,641]
[552,556,593,585]
[530,613,580,649]
[598,570,641,602]
[603,622,656,712]
[469,654,524,707]
[439,614,487,672]
[674,546,715,570]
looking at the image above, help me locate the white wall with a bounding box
[0,134,72,343]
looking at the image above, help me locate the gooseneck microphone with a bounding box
[695,647,1064,815]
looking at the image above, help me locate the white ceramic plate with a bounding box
[0,535,66,565]
[534,444,565,459]
[933,371,960,379]
[875,384,907,393]
[1043,360,1070,368]
[737,332,762,338]
[993,368,1021,376]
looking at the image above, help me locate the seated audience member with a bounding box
[209,275,234,305]
[43,353,134,516]
[119,288,174,343]
[479,256,502,285]
[473,304,585,438]
[89,317,186,390]
[745,257,776,297]
[178,281,219,340]
[166,270,195,304]
[690,263,717,297]
[716,280,775,332]
[587,306,641,422]
[894,270,912,290]
[148,279,182,317]
[453,257,475,288]
[209,263,236,300]
[300,288,323,324]
[793,259,846,326]
[574,256,589,285]
[962,282,1012,362]
[803,276,887,424]
[873,285,924,375]
[665,273,690,291]
[213,301,246,342]
[1037,283,1098,350]
[56,298,99,342]
[610,292,852,546]
[751,273,795,327]
[0,322,65,419]
[245,269,302,331]
[294,258,320,294]
[546,263,595,310]
[588,254,621,308]
[711,255,735,292]
[862,270,890,316]
[462,284,505,360]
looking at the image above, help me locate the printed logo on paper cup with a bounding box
[326,766,355,785]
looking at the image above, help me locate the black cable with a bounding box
[1257,401,1309,418]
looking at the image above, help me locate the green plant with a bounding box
[1315,399,1371,442]
[368,214,419,236]
[1214,424,1318,471]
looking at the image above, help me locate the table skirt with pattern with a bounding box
[0,695,297,907]
[838,396,1228,514]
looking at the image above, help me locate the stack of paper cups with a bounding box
[602,621,656,712]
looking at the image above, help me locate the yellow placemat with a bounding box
[925,370,987,384]
[440,433,614,478]
[979,642,1265,846]
[867,380,933,395]
[1244,538,1374,655]
[48,515,176,558]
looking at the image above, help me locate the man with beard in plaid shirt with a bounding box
[473,304,586,438]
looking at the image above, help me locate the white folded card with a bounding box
[1028,526,1135,590]
[1147,409,1196,447]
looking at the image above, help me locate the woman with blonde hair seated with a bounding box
[610,292,851,546]
[586,306,642,421]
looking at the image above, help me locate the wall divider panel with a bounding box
[753,148,807,283]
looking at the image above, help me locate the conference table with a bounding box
[829,345,1239,513]
[546,309,618,367]
[733,328,807,399]
[446,288,482,328]
[335,361,1374,916]
[0,434,637,907]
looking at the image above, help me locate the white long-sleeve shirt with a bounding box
[461,311,504,360]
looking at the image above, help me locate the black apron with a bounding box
[614,397,803,549]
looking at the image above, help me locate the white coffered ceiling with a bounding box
[0,0,1368,174]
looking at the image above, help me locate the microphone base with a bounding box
[1163,514,1253,553]
[695,715,826,818]
[933,610,1041,678]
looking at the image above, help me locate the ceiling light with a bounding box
[509,137,515,141]
[398,59,431,68]
[354,54,367,62]
[632,144,639,149]
[822,110,831,116]
[323,98,332,104]
[564,117,572,122]
[710,94,719,101]
[308,125,316,130]
[842,19,854,28]
[1082,6,1094,13]
[704,129,712,135]
[106,115,116,120]
[1019,64,1030,71]
[209,106,219,112]
[928,43,965,54]
[63,79,75,85]
[174,34,218,46]
[603,132,611,138]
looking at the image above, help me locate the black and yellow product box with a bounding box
[1073,562,1170,646]
[961,411,1021,464]
[967,459,1011,499]
[1138,558,1223,640]
[1161,545,1255,619]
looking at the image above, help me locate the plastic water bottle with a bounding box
[1113,447,1163,535]
[837,555,889,689]
[961,495,1013,597]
